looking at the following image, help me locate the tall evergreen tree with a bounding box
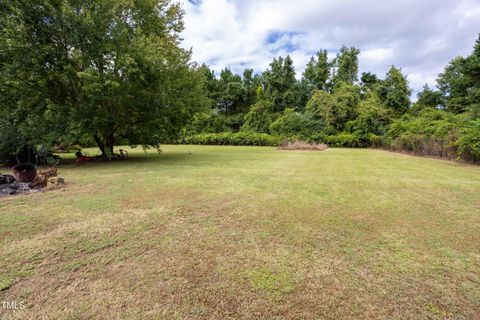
[360,72,379,95]
[302,49,331,92]
[437,57,469,114]
[243,68,261,108]
[216,68,245,115]
[462,35,480,118]
[263,55,298,112]
[199,64,218,103]
[416,84,445,109]
[379,66,411,116]
[332,46,360,87]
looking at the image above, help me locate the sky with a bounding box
[178,0,480,96]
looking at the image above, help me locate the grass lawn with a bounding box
[1,145,479,319]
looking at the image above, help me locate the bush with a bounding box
[242,100,277,133]
[305,84,360,131]
[182,132,282,146]
[325,132,364,147]
[183,111,231,135]
[269,108,323,141]
[454,119,480,162]
[383,110,462,158]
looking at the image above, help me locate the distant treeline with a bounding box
[182,38,480,163]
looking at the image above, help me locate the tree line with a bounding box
[183,40,480,162]
[0,0,479,163]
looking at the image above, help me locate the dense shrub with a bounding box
[305,84,360,131]
[454,119,480,162]
[182,111,231,135]
[323,132,381,148]
[242,100,277,133]
[383,109,462,158]
[324,132,362,147]
[182,132,282,146]
[269,108,323,141]
[346,93,390,136]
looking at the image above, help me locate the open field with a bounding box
[1,145,479,319]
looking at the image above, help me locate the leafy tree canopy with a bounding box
[378,66,411,116]
[0,0,208,156]
[263,55,299,112]
[332,46,360,87]
[306,83,360,133]
[302,49,331,92]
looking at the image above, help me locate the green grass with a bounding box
[1,145,479,319]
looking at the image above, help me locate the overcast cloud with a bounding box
[179,0,480,94]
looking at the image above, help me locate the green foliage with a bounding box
[243,68,262,109]
[378,66,411,115]
[436,35,480,118]
[196,66,262,132]
[410,84,445,115]
[360,72,379,94]
[183,132,282,146]
[263,55,300,111]
[332,46,360,87]
[454,119,480,161]
[0,116,28,161]
[437,57,469,114]
[183,111,231,135]
[306,83,360,132]
[416,84,445,109]
[242,100,277,134]
[0,0,208,156]
[216,68,247,114]
[346,92,390,138]
[303,50,331,92]
[384,109,467,159]
[324,132,366,148]
[462,36,480,118]
[269,108,323,141]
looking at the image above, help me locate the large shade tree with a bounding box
[0,0,208,157]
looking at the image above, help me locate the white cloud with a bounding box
[179,0,480,92]
[361,48,393,63]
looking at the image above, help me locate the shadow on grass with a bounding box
[56,151,209,168]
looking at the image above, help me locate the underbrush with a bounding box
[179,110,479,163]
[182,132,282,146]
[383,111,480,163]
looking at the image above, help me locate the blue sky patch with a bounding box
[266,31,305,53]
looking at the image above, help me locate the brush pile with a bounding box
[277,141,329,151]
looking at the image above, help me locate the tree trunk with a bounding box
[93,133,115,159]
[106,132,114,155]
[94,134,106,156]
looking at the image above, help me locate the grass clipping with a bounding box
[277,140,329,151]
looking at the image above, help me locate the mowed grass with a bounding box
[1,145,479,319]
